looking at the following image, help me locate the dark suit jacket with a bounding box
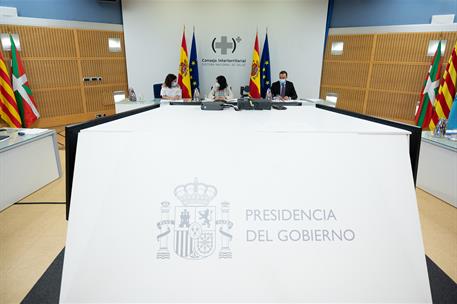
[271,80,298,100]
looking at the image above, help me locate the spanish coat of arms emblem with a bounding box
[180,60,188,76]
[156,178,233,260]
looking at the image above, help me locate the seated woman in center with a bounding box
[160,74,182,100]
[207,75,234,101]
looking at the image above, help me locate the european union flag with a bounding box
[189,31,199,97]
[447,96,457,131]
[260,33,271,98]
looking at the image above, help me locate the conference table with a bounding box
[417,131,457,207]
[114,99,310,114]
[0,128,61,211]
[60,102,431,303]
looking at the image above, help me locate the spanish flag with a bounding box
[0,50,22,128]
[178,30,191,99]
[429,41,457,130]
[249,32,261,99]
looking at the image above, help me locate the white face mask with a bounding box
[279,79,286,84]
[214,82,220,89]
[171,80,178,87]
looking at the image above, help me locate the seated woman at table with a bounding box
[207,75,234,101]
[160,74,182,100]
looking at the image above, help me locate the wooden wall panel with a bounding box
[33,88,84,118]
[366,91,417,122]
[77,30,125,58]
[321,61,370,88]
[80,59,127,85]
[0,25,77,58]
[324,34,374,62]
[442,32,457,62]
[22,59,80,89]
[375,32,443,63]
[320,87,366,113]
[321,31,457,124]
[85,85,126,113]
[0,24,127,128]
[369,63,429,93]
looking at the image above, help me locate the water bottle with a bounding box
[433,118,447,137]
[266,88,272,101]
[193,88,200,101]
[128,87,137,101]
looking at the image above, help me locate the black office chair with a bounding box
[153,83,162,99]
[240,85,249,97]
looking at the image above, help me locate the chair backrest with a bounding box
[153,83,162,99]
[240,85,249,97]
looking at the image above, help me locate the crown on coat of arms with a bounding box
[174,178,217,206]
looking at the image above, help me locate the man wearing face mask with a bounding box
[270,70,298,100]
[160,74,182,100]
[207,75,234,101]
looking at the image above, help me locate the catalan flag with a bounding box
[178,29,191,99]
[429,41,457,130]
[415,41,442,128]
[0,50,22,128]
[249,32,261,99]
[10,35,40,127]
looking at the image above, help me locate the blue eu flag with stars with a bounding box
[260,33,271,98]
[447,96,457,131]
[189,31,199,97]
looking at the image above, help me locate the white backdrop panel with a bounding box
[122,0,328,99]
[61,128,430,302]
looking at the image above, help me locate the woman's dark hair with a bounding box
[216,75,228,90]
[164,74,177,88]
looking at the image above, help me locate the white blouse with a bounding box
[207,87,234,100]
[160,86,182,98]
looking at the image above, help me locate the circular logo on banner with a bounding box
[211,36,239,55]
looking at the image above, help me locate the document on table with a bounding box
[204,98,238,102]
[21,128,49,135]
[161,99,184,102]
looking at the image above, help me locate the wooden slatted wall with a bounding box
[0,25,127,128]
[321,32,457,124]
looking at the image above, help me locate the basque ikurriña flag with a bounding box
[415,41,442,128]
[10,35,40,127]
